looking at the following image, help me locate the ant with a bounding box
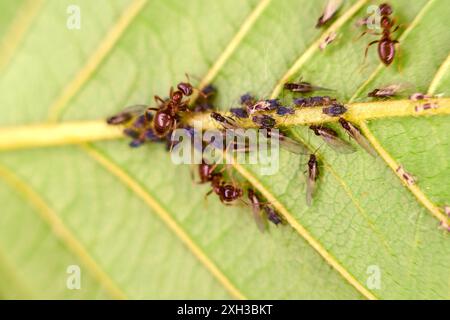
[361,3,399,66]
[149,81,194,138]
[208,173,243,205]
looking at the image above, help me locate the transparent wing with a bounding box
[268,131,309,155]
[306,175,316,207]
[319,130,356,154]
[107,104,148,125]
[347,124,377,157]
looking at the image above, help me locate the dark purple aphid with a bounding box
[322,103,347,117]
[230,107,249,119]
[306,154,319,206]
[240,93,255,106]
[309,125,355,154]
[339,118,377,157]
[294,96,336,107]
[276,106,295,115]
[252,114,276,129]
[264,206,283,226]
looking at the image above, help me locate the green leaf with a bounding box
[0,0,448,299]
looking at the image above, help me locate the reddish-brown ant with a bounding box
[208,173,243,205]
[361,3,399,66]
[149,81,194,137]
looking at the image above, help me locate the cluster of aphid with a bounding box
[106,3,446,231]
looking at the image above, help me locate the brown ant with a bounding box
[149,81,194,138]
[207,173,243,205]
[361,3,399,66]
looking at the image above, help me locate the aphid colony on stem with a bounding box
[104,3,444,231]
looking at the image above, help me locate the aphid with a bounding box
[247,188,267,232]
[230,107,249,119]
[396,165,415,185]
[309,125,355,154]
[409,92,432,101]
[293,96,336,107]
[368,84,403,98]
[339,118,377,157]
[106,104,148,125]
[194,85,217,112]
[252,114,277,129]
[319,31,337,50]
[316,0,342,28]
[322,103,347,117]
[210,112,241,130]
[306,154,319,206]
[284,78,333,94]
[414,103,439,113]
[276,106,295,116]
[265,129,309,155]
[247,99,280,115]
[264,206,283,226]
[362,3,399,66]
[240,93,256,107]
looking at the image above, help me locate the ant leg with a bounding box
[363,40,379,64]
[154,95,165,105]
[354,29,380,41]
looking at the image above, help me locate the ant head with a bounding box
[177,82,193,96]
[379,3,393,16]
[172,90,183,103]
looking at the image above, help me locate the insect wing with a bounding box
[306,161,318,206]
[107,104,148,125]
[268,131,309,155]
[318,128,356,154]
[346,123,377,157]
